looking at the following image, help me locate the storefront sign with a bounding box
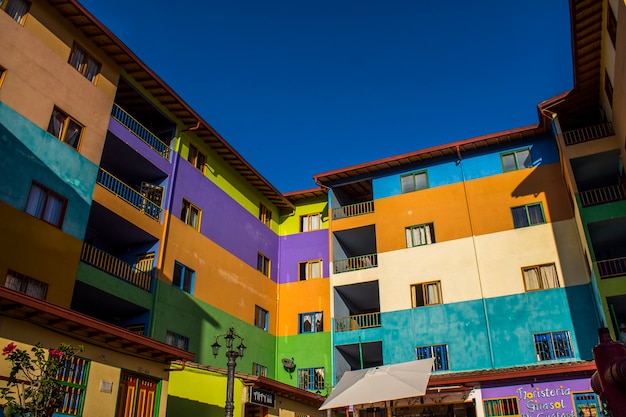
[249,387,276,408]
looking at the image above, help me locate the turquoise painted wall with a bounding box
[372,136,559,200]
[0,102,97,240]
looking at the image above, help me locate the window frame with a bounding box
[415,344,449,371]
[0,0,31,25]
[483,397,520,417]
[187,143,206,173]
[24,181,68,228]
[605,69,613,107]
[68,42,101,84]
[180,199,201,230]
[410,281,442,307]
[172,261,195,294]
[500,148,532,173]
[297,367,325,391]
[54,355,90,416]
[521,263,560,292]
[533,330,574,361]
[511,202,545,228]
[47,107,84,150]
[252,363,268,377]
[400,171,428,194]
[259,203,272,227]
[257,252,271,278]
[300,213,322,232]
[254,305,269,331]
[405,222,435,247]
[298,259,322,281]
[165,330,190,351]
[298,311,323,334]
[5,269,48,300]
[0,66,6,88]
[607,4,617,48]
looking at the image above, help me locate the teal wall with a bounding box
[0,102,97,240]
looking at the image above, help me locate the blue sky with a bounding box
[78,0,573,193]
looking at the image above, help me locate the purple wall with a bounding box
[108,118,172,174]
[278,229,329,284]
[170,155,280,280]
[482,377,596,416]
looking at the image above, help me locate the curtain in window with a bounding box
[84,56,100,82]
[25,185,45,218]
[47,110,65,139]
[189,207,199,229]
[314,368,324,388]
[523,267,540,290]
[527,204,545,224]
[4,273,20,291]
[425,283,439,304]
[311,214,320,230]
[540,264,559,288]
[511,206,529,228]
[310,261,320,278]
[70,46,86,72]
[302,314,312,332]
[5,0,29,24]
[315,312,323,332]
[64,119,81,148]
[42,193,63,225]
[24,278,47,299]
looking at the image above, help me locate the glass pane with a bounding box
[173,263,183,288]
[25,184,45,218]
[63,120,81,148]
[310,214,320,230]
[42,193,63,226]
[523,267,540,290]
[517,149,532,168]
[315,313,323,332]
[47,109,65,139]
[183,268,193,293]
[301,216,309,232]
[310,261,320,278]
[6,0,29,24]
[511,206,529,228]
[4,273,21,291]
[189,207,199,229]
[527,204,545,225]
[414,173,427,190]
[502,153,517,172]
[84,56,100,82]
[400,175,414,193]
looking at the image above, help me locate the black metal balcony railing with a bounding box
[81,243,152,291]
[334,312,381,332]
[563,122,614,146]
[580,184,626,207]
[97,168,162,221]
[111,103,171,159]
[333,254,378,274]
[597,257,626,279]
[332,201,374,220]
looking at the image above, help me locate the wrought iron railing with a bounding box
[332,201,374,220]
[334,312,381,332]
[563,122,614,146]
[80,243,152,291]
[333,254,378,274]
[111,103,171,159]
[580,184,626,207]
[97,168,161,221]
[597,257,626,279]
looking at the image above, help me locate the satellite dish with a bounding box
[281,357,296,370]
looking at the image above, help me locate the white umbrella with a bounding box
[319,358,435,410]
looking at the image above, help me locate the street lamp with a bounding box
[212,326,246,417]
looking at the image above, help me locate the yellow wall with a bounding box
[279,197,328,236]
[277,279,330,336]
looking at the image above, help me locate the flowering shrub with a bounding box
[0,342,83,417]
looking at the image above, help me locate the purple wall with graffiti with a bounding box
[278,229,329,283]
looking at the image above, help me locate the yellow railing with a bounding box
[333,254,378,273]
[332,201,374,219]
[563,122,614,146]
[334,312,381,332]
[80,243,152,291]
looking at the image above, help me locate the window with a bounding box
[299,260,322,280]
[406,223,435,247]
[116,372,159,417]
[187,144,206,173]
[0,0,30,24]
[401,171,428,193]
[0,66,6,88]
[411,281,442,307]
[257,252,270,277]
[299,312,323,333]
[607,4,617,48]
[300,213,321,232]
[126,324,146,335]
[5,269,48,300]
[173,262,194,294]
[165,330,190,351]
[47,107,83,149]
[24,182,67,228]
[511,203,545,228]
[415,344,449,371]
[605,69,613,106]
[54,356,89,416]
[259,203,272,227]
[180,199,200,230]
[501,148,532,172]
[68,43,101,84]
[298,367,324,391]
[533,331,573,361]
[522,263,559,291]
[254,305,269,331]
[252,363,268,377]
[484,398,520,417]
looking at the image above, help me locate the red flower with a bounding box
[49,349,63,359]
[2,342,17,356]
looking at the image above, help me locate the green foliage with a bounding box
[0,342,83,417]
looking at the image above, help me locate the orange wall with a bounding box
[276,279,330,336]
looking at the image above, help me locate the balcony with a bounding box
[334,312,381,332]
[80,243,152,291]
[580,184,626,207]
[111,104,170,159]
[97,168,162,221]
[597,257,626,279]
[563,122,614,146]
[332,200,374,220]
[333,254,378,274]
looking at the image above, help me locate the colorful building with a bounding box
[0,0,624,416]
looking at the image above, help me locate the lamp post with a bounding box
[212,326,246,417]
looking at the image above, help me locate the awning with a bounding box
[319,358,434,410]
